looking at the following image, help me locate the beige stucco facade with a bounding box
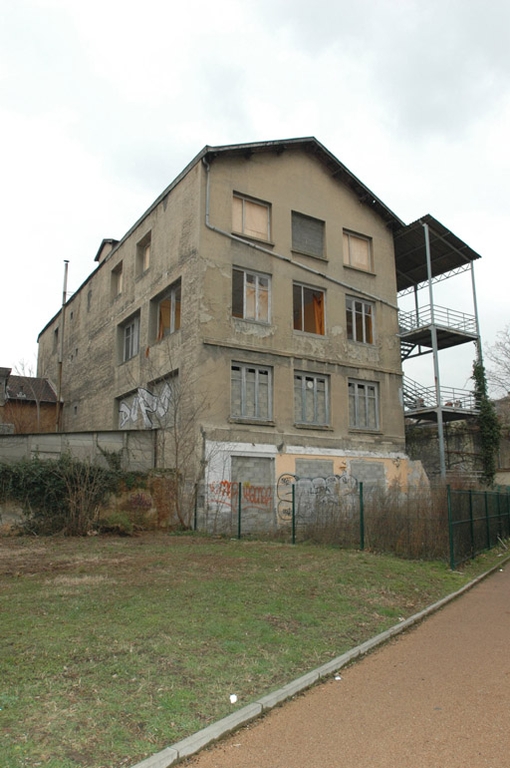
[38,139,426,506]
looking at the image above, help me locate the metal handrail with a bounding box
[403,377,477,412]
[399,304,477,336]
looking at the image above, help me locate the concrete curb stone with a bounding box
[130,555,510,768]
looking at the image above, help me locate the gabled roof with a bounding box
[6,375,57,403]
[201,137,405,231]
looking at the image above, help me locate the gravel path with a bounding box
[183,562,510,768]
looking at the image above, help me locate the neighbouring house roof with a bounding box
[6,375,57,404]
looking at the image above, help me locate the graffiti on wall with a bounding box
[208,480,273,511]
[276,472,358,523]
[119,383,173,429]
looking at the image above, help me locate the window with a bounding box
[121,314,140,362]
[343,231,373,272]
[294,373,329,426]
[232,194,270,241]
[53,327,59,353]
[346,297,374,343]
[291,211,325,259]
[231,363,272,421]
[293,283,325,335]
[232,268,270,323]
[137,232,151,275]
[152,280,181,341]
[111,262,123,298]
[348,380,379,430]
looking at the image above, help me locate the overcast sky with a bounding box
[1,0,509,393]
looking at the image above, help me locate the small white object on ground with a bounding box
[230,694,238,704]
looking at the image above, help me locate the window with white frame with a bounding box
[231,363,272,421]
[120,313,140,362]
[152,280,181,341]
[293,283,325,335]
[343,231,373,272]
[232,193,271,241]
[291,211,325,259]
[348,380,379,430]
[294,372,329,426]
[232,268,270,323]
[346,297,374,344]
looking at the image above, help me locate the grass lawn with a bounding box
[1,533,506,768]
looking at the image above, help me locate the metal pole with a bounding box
[291,484,296,545]
[237,482,242,540]
[469,490,474,557]
[56,260,69,432]
[484,489,490,549]
[470,261,483,363]
[422,222,446,478]
[447,485,455,570]
[359,482,364,551]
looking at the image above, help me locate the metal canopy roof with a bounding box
[393,214,481,293]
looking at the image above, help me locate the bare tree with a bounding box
[118,341,213,528]
[485,326,510,396]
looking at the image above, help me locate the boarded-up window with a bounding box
[232,194,270,240]
[343,231,373,272]
[294,373,329,425]
[231,363,272,420]
[111,262,123,298]
[348,380,379,430]
[232,268,270,322]
[346,297,374,344]
[137,232,151,275]
[293,283,325,335]
[292,212,325,258]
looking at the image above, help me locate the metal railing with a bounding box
[447,487,510,569]
[403,377,477,412]
[399,304,477,336]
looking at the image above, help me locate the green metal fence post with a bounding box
[291,484,296,545]
[237,482,242,540]
[447,485,455,570]
[468,489,474,557]
[484,490,490,550]
[193,483,198,531]
[359,482,364,551]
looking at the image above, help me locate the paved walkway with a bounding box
[182,563,510,768]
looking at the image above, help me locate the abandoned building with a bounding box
[36,137,483,514]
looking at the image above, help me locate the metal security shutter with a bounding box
[292,211,325,258]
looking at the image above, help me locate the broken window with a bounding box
[346,297,374,344]
[231,363,272,421]
[232,194,271,241]
[293,283,325,335]
[292,211,325,258]
[348,380,379,430]
[232,268,270,323]
[343,231,373,272]
[152,280,181,341]
[294,373,329,426]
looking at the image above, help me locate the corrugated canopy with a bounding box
[393,214,481,293]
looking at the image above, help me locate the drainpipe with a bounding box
[56,260,69,432]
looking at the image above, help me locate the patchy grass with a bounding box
[0,533,506,768]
